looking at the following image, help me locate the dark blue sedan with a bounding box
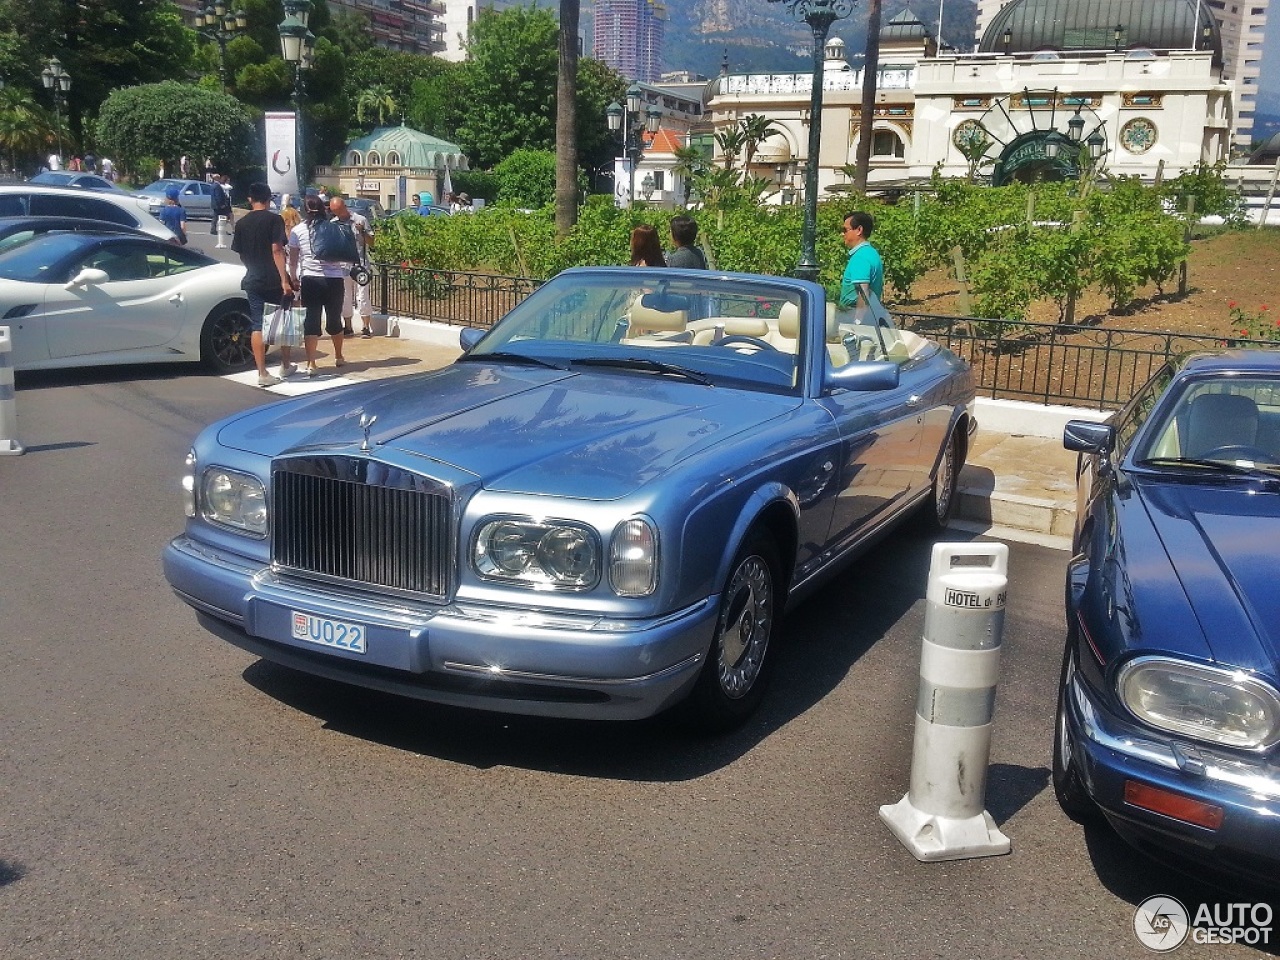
[164,267,975,732]
[1058,351,1280,889]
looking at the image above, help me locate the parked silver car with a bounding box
[137,179,221,221]
[0,185,174,241]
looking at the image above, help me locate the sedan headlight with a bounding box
[609,518,657,597]
[200,467,268,536]
[1118,657,1280,750]
[473,517,600,590]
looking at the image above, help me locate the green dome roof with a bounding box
[978,0,1221,60]
[343,125,467,170]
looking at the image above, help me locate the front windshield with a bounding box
[466,270,808,394]
[1134,375,1280,471]
[0,233,93,282]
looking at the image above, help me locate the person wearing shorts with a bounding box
[232,182,294,385]
[287,194,349,377]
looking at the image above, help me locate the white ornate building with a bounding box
[707,0,1234,201]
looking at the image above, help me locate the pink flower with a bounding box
[1229,300,1239,309]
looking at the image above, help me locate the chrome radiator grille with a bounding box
[271,464,452,598]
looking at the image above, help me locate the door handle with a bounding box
[907,394,923,406]
[169,294,183,305]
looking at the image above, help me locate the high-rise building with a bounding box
[593,0,666,82]
[975,0,1268,149]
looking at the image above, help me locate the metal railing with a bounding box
[371,263,1277,410]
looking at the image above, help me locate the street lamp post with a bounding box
[278,0,315,188]
[606,84,661,207]
[766,0,856,282]
[193,2,248,90]
[40,57,71,165]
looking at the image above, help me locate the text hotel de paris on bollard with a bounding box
[0,325,23,455]
[880,542,1011,861]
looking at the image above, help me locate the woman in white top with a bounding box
[287,195,349,376]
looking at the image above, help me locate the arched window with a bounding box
[871,130,905,159]
[367,151,381,166]
[386,151,401,166]
[348,151,363,165]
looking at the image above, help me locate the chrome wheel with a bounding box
[716,555,773,699]
[934,432,957,524]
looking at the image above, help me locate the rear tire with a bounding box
[684,535,780,734]
[1052,643,1098,821]
[200,302,254,373]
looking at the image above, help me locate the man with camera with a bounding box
[327,196,375,340]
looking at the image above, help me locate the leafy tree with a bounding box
[672,144,709,206]
[494,148,559,209]
[455,5,560,168]
[573,56,627,174]
[345,48,460,138]
[95,81,256,181]
[0,86,53,173]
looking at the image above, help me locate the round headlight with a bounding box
[537,526,598,585]
[489,522,538,574]
[200,468,268,535]
[1118,657,1280,750]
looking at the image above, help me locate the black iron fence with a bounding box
[371,263,1275,410]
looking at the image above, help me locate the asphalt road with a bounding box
[0,367,1273,960]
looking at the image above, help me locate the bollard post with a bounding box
[879,542,1011,861]
[0,325,24,455]
[214,216,229,249]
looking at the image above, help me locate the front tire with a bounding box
[1052,643,1098,821]
[685,535,780,733]
[200,302,254,373]
[917,424,961,532]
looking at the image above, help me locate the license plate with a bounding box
[291,612,367,654]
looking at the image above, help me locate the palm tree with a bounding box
[356,85,398,127]
[555,0,580,236]
[715,126,746,173]
[851,0,884,193]
[739,113,782,174]
[671,143,707,207]
[0,89,55,174]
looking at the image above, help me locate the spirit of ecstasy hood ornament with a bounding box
[359,412,378,451]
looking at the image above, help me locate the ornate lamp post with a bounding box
[606,84,661,207]
[766,0,857,282]
[40,57,71,164]
[193,2,248,90]
[278,0,315,186]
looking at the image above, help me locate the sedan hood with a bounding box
[217,362,799,500]
[1137,477,1280,674]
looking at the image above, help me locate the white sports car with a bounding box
[0,231,253,373]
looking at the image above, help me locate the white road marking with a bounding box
[223,369,360,395]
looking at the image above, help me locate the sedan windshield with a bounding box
[465,271,808,394]
[1133,375,1280,471]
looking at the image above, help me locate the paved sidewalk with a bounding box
[250,324,1083,549]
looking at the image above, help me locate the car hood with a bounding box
[217,362,799,500]
[1135,476,1280,674]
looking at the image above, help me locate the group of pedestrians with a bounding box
[231,183,374,387]
[627,209,884,313]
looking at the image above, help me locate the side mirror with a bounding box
[65,268,110,289]
[824,360,900,393]
[1063,419,1115,454]
[458,327,486,352]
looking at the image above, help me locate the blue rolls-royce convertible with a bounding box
[163,267,975,731]
[1058,351,1280,889]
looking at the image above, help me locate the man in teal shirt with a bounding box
[839,210,884,308]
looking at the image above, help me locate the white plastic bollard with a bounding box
[0,325,24,455]
[214,215,229,249]
[879,542,1011,861]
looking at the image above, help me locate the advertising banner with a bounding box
[265,112,299,197]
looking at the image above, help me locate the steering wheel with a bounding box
[715,334,777,353]
[1203,444,1280,464]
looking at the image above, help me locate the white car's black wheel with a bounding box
[686,535,779,733]
[1052,643,1097,821]
[201,303,255,373]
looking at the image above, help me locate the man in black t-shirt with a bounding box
[232,182,295,386]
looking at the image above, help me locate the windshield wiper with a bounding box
[459,351,568,371]
[1138,456,1280,478]
[571,356,713,386]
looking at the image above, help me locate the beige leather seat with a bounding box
[690,316,770,345]
[626,300,688,339]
